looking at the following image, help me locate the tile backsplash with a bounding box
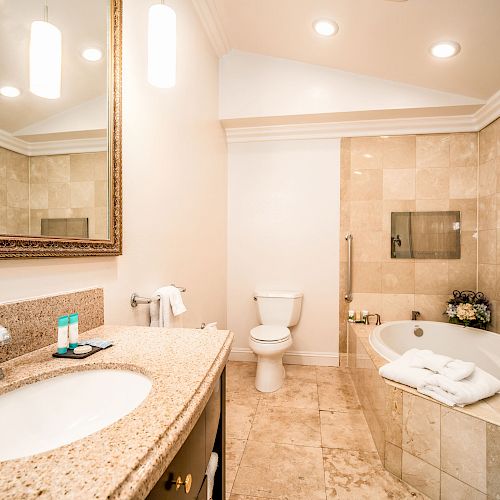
[0,288,104,363]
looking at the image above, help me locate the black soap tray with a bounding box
[52,345,112,359]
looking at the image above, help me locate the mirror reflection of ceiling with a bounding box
[0,0,107,143]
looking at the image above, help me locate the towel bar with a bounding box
[130,285,186,308]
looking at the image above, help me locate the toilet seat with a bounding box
[250,325,290,343]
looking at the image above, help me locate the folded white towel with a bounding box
[379,356,431,389]
[408,349,475,381]
[149,286,187,327]
[418,368,500,407]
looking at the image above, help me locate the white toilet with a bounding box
[249,290,303,393]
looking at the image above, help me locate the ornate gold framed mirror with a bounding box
[0,0,122,258]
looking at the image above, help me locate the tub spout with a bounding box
[411,310,421,321]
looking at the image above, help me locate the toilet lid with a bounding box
[250,325,290,342]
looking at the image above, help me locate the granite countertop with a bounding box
[0,325,234,500]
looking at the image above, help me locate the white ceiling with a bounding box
[214,0,500,100]
[0,0,107,134]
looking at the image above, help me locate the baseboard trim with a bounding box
[228,347,340,366]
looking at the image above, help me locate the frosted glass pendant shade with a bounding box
[148,4,176,88]
[29,20,62,99]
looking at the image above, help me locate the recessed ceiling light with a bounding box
[430,41,461,59]
[0,86,21,98]
[82,48,103,62]
[313,19,339,37]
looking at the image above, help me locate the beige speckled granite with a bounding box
[0,325,233,500]
[0,288,104,363]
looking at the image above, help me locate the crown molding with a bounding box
[224,91,500,143]
[0,129,107,156]
[191,0,230,57]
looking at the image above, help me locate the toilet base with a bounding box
[255,353,286,392]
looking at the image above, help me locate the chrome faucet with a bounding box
[365,313,381,326]
[0,325,12,380]
[411,311,421,321]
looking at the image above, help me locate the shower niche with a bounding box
[391,211,461,259]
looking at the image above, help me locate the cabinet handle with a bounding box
[172,474,192,494]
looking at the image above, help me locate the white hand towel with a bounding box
[149,286,187,327]
[418,368,500,407]
[206,452,218,500]
[408,349,475,381]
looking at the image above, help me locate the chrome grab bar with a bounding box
[345,233,353,302]
[130,285,186,308]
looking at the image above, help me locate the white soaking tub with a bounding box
[370,320,500,379]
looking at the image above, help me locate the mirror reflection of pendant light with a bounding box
[148,1,176,88]
[29,0,62,99]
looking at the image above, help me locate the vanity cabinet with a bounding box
[147,369,226,500]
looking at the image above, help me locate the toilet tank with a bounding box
[254,290,303,327]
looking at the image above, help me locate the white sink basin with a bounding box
[0,369,152,461]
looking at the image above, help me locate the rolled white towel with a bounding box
[408,349,475,381]
[418,368,500,407]
[206,452,218,500]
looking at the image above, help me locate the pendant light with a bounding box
[148,1,176,88]
[29,0,61,99]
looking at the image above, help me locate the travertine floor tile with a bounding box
[226,392,260,440]
[227,361,261,396]
[316,366,352,383]
[249,405,321,447]
[317,377,361,411]
[283,364,317,382]
[233,441,326,499]
[259,377,319,409]
[323,448,426,499]
[227,438,247,468]
[320,410,376,452]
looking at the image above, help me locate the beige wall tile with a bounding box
[46,155,70,182]
[0,206,6,233]
[350,293,382,315]
[416,168,449,199]
[29,209,48,236]
[416,134,450,169]
[353,262,382,293]
[6,180,29,209]
[70,181,95,208]
[441,472,486,500]
[381,262,415,293]
[448,261,477,291]
[30,183,48,210]
[478,229,496,264]
[48,183,70,209]
[449,167,477,199]
[352,231,383,262]
[350,169,382,201]
[383,169,415,200]
[415,199,449,211]
[94,207,108,240]
[6,207,29,234]
[415,262,449,295]
[478,264,496,299]
[460,231,477,263]
[382,200,416,232]
[487,422,500,499]
[402,392,440,467]
[479,122,496,164]
[94,180,108,208]
[70,153,103,181]
[5,155,29,182]
[402,451,440,500]
[441,407,487,493]
[351,136,383,170]
[381,136,416,169]
[450,132,478,168]
[478,195,496,230]
[350,200,383,231]
[29,158,48,183]
[479,159,496,197]
[382,294,415,321]
[450,199,477,231]
[414,294,449,322]
[384,443,402,478]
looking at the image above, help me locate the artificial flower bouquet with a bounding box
[444,290,491,329]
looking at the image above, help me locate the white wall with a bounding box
[220,51,484,120]
[227,138,340,365]
[0,0,228,330]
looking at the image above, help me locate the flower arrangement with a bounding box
[444,290,491,329]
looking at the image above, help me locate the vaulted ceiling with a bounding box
[213,0,500,100]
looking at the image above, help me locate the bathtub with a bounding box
[370,320,500,379]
